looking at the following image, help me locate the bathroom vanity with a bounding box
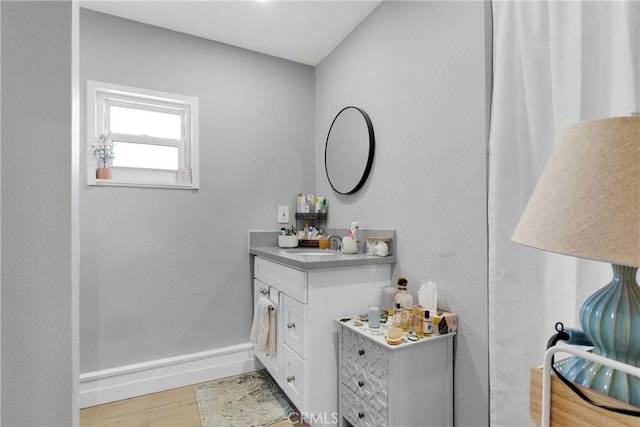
[249,231,395,426]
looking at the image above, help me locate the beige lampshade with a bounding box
[512,115,640,267]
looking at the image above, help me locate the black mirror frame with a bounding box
[324,106,375,195]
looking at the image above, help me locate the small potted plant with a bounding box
[92,130,115,179]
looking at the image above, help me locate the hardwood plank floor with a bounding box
[80,383,307,427]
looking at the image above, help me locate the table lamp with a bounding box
[512,115,640,406]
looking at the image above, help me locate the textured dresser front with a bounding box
[340,327,388,426]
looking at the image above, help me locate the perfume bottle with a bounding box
[415,307,425,338]
[423,310,433,336]
[394,303,404,329]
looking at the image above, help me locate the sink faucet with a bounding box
[327,235,342,251]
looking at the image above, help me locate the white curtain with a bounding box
[489,1,640,426]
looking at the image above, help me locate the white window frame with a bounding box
[87,80,199,189]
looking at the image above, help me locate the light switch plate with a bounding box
[278,205,289,224]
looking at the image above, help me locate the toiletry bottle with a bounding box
[394,303,403,329]
[423,310,433,336]
[369,306,380,328]
[415,307,424,339]
[306,194,314,213]
[296,193,303,213]
[394,275,409,307]
[395,275,413,332]
[411,305,421,336]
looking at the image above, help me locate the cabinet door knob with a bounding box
[358,349,365,356]
[358,412,365,419]
[260,288,269,295]
[287,322,296,329]
[358,381,364,388]
[287,375,295,383]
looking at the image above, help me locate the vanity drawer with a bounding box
[282,294,308,359]
[254,257,307,303]
[341,327,388,377]
[340,384,387,427]
[283,345,309,414]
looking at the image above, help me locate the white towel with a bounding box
[250,297,276,356]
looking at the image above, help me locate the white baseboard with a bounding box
[79,342,257,408]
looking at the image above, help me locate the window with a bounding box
[87,81,199,189]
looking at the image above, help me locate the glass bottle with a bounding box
[395,275,413,332]
[394,303,404,329]
[381,285,396,316]
[414,306,425,338]
[423,310,433,336]
[394,275,411,309]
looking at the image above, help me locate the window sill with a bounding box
[90,179,198,190]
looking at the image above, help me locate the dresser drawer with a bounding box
[341,327,388,377]
[254,257,307,303]
[341,358,388,408]
[340,384,387,427]
[282,294,308,359]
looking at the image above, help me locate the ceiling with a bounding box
[80,0,382,66]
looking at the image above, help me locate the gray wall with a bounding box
[79,9,316,372]
[1,1,76,425]
[315,2,490,425]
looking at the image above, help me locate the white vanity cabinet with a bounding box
[337,319,454,427]
[252,256,391,427]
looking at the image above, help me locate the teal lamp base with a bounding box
[555,264,640,406]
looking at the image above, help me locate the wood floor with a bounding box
[80,383,306,427]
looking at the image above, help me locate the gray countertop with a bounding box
[249,246,396,270]
[248,229,397,270]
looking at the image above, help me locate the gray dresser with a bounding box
[337,318,454,427]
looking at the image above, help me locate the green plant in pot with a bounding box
[93,130,114,179]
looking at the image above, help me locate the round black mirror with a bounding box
[324,106,375,195]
